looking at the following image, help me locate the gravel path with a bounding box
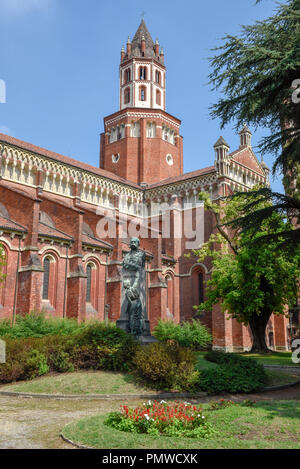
[0,383,299,449]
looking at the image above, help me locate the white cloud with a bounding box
[0,126,12,136]
[0,0,53,17]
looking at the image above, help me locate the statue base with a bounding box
[116,319,152,337]
[138,335,158,345]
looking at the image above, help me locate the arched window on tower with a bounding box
[140,86,146,102]
[124,68,131,84]
[147,122,156,138]
[155,70,161,84]
[156,90,161,105]
[139,66,147,80]
[124,87,130,105]
[131,121,140,137]
[162,126,169,141]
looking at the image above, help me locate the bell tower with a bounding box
[119,19,166,111]
[99,20,183,186]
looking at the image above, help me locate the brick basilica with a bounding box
[0,20,289,351]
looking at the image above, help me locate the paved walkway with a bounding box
[0,382,299,449]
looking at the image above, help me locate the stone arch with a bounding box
[83,256,104,316]
[0,242,8,308]
[191,264,206,310]
[164,270,175,320]
[42,251,58,308]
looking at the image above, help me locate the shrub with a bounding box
[48,350,74,373]
[73,322,138,371]
[132,342,199,391]
[197,351,268,393]
[0,312,83,339]
[0,337,49,383]
[153,320,212,350]
[24,349,49,379]
[205,350,267,383]
[0,322,140,384]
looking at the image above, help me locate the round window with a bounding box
[166,154,173,166]
[112,153,120,164]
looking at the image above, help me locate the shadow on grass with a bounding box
[253,400,300,421]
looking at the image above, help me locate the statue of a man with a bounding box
[122,237,145,337]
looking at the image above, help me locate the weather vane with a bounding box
[141,11,146,20]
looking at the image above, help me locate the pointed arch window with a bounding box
[155,70,161,84]
[86,264,92,303]
[198,272,204,305]
[165,274,174,317]
[0,245,7,307]
[42,257,50,300]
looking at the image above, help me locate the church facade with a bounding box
[0,20,290,351]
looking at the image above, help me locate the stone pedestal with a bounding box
[116,318,151,337]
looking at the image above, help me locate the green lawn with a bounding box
[265,369,299,386]
[238,352,296,367]
[195,353,218,371]
[62,400,300,449]
[0,370,158,395]
[196,351,296,367]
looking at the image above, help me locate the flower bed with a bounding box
[104,400,214,438]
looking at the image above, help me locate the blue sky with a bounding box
[0,0,283,191]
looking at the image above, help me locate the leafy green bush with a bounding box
[0,312,83,339]
[0,337,50,383]
[48,350,74,373]
[132,342,199,391]
[205,350,267,383]
[198,351,268,393]
[25,349,49,379]
[153,320,212,350]
[0,323,138,384]
[73,322,139,371]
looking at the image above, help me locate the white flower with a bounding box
[160,400,167,404]
[144,414,150,420]
[202,416,205,419]
[148,400,152,406]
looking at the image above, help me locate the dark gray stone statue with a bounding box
[121,237,146,337]
[117,237,153,340]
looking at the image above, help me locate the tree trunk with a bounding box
[249,308,272,354]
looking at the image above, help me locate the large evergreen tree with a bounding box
[192,191,300,353]
[209,0,300,246]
